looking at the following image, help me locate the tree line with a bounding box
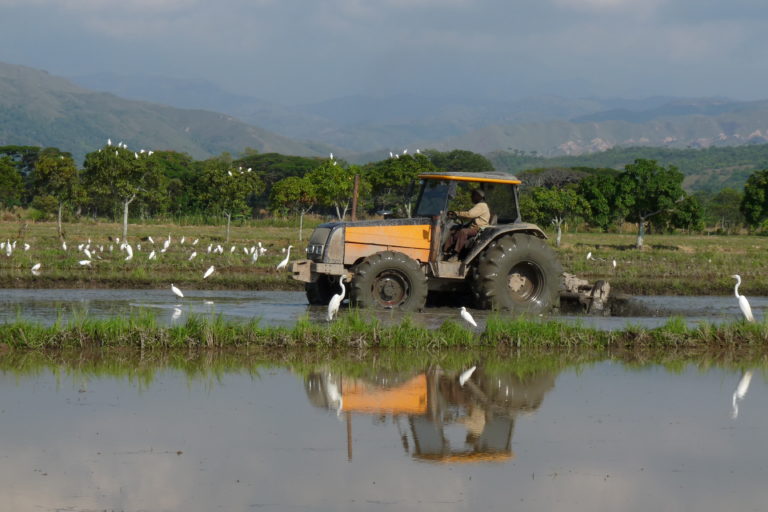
[2,144,768,245]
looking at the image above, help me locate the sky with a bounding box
[1,0,766,104]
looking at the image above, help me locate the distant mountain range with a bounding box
[4,60,768,192]
[69,71,768,161]
[0,62,330,163]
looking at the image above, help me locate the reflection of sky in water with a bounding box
[1,289,766,329]
[1,363,766,511]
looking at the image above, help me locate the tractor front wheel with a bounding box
[351,251,428,311]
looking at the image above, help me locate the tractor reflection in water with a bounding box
[304,367,556,462]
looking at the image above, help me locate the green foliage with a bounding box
[270,176,317,215]
[31,149,79,208]
[741,169,768,228]
[307,161,369,220]
[576,173,622,230]
[520,186,589,226]
[0,156,24,208]
[426,149,495,173]
[617,159,686,224]
[196,155,265,224]
[363,154,435,215]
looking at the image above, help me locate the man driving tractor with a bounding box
[443,188,490,262]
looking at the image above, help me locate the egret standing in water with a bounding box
[731,274,755,322]
[276,245,293,270]
[459,366,476,387]
[171,283,184,299]
[327,276,347,322]
[460,306,477,327]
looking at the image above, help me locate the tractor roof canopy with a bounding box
[418,171,521,185]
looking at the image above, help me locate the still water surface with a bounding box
[1,359,766,511]
[2,288,766,329]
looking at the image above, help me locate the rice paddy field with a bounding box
[0,220,766,295]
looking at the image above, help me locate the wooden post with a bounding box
[351,174,360,221]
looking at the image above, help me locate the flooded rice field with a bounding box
[1,288,765,329]
[1,357,766,511]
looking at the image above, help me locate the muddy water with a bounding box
[1,288,765,329]
[1,358,766,511]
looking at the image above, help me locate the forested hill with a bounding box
[0,62,328,163]
[489,144,768,193]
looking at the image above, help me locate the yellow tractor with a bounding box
[292,171,563,312]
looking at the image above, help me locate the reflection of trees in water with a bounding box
[304,366,556,462]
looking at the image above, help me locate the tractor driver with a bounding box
[443,189,490,262]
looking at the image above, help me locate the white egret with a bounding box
[207,244,212,253]
[23,243,30,251]
[586,251,592,261]
[458,366,476,387]
[180,236,186,245]
[251,250,259,263]
[188,251,197,261]
[84,248,92,260]
[78,260,91,266]
[171,283,184,299]
[230,246,236,253]
[731,274,755,322]
[77,243,84,251]
[31,263,41,275]
[124,244,134,261]
[107,138,112,146]
[460,306,477,327]
[192,238,199,246]
[148,250,157,260]
[148,236,155,244]
[276,245,293,270]
[612,259,617,269]
[203,266,215,279]
[732,370,754,419]
[327,276,347,321]
[62,241,67,251]
[162,238,171,252]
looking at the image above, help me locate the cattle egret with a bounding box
[148,236,155,244]
[107,138,112,146]
[180,236,186,245]
[612,259,617,268]
[171,283,184,298]
[586,252,592,260]
[23,243,30,251]
[251,250,259,263]
[459,366,476,387]
[124,244,134,261]
[460,306,477,327]
[207,244,212,254]
[203,266,215,279]
[192,238,199,245]
[327,276,347,321]
[230,246,236,253]
[31,263,41,275]
[276,245,293,270]
[79,260,91,266]
[148,250,156,260]
[62,241,67,251]
[731,274,755,322]
[732,370,754,419]
[188,251,197,261]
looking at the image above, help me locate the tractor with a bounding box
[292,171,568,312]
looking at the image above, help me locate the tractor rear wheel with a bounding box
[472,233,561,312]
[351,251,428,311]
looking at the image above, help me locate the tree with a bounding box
[741,169,768,228]
[82,145,167,240]
[0,157,24,209]
[425,149,495,174]
[364,154,436,217]
[307,161,364,220]
[576,173,623,231]
[197,155,264,241]
[615,159,686,249]
[31,149,79,239]
[270,176,317,240]
[521,186,589,247]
